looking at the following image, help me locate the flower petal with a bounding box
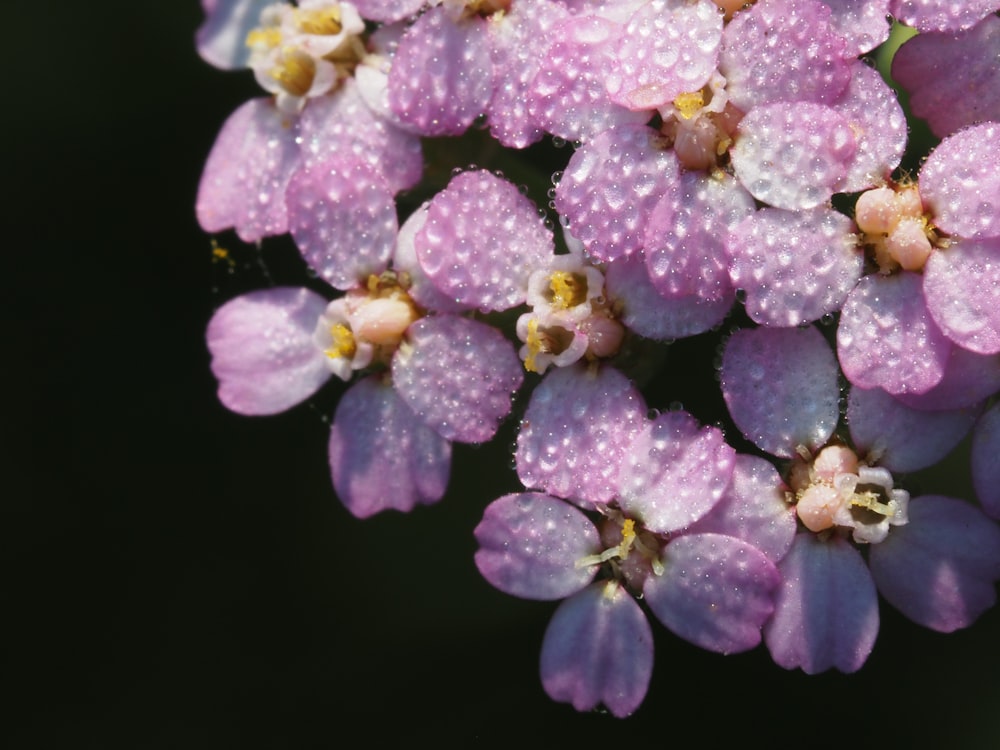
[764,533,879,674]
[645,532,780,654]
[540,582,653,718]
[474,493,600,600]
[869,495,1000,631]
[329,376,451,518]
[207,287,330,415]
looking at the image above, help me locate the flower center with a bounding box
[293,7,344,36]
[324,323,357,360]
[788,445,909,544]
[855,183,943,273]
[549,271,588,309]
[661,74,743,171]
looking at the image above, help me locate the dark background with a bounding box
[6,1,1000,746]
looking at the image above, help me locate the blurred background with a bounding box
[6,1,1000,746]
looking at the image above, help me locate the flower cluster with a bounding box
[195,0,1000,717]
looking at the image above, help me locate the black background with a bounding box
[7,1,1000,746]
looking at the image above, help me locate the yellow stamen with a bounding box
[549,271,587,309]
[850,491,894,518]
[293,7,343,35]
[246,27,282,50]
[524,318,543,373]
[271,50,316,97]
[325,323,356,360]
[618,518,636,558]
[673,91,705,120]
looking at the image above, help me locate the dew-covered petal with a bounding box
[391,315,523,443]
[297,80,424,194]
[487,0,569,148]
[924,238,1000,354]
[831,61,907,192]
[527,12,649,143]
[555,125,680,263]
[196,0,270,69]
[837,271,952,395]
[972,404,1000,519]
[393,207,471,314]
[891,345,1000,411]
[847,386,979,473]
[644,170,753,301]
[196,98,300,242]
[329,376,451,519]
[644,533,780,654]
[720,325,841,458]
[869,495,1000,631]
[516,364,647,508]
[889,0,1000,32]
[286,156,397,289]
[616,412,735,534]
[892,16,1000,139]
[764,533,879,674]
[540,582,653,718]
[415,169,555,312]
[605,254,735,340]
[683,454,797,564]
[605,0,722,110]
[350,0,425,23]
[474,492,601,600]
[207,287,330,416]
[920,122,1000,240]
[727,207,862,326]
[720,0,851,111]
[823,0,891,55]
[731,103,856,210]
[387,7,493,136]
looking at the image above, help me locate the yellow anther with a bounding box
[673,91,705,120]
[618,518,636,558]
[271,50,316,97]
[324,323,356,360]
[850,491,894,518]
[524,318,543,373]
[246,27,282,50]
[549,271,586,309]
[293,7,344,35]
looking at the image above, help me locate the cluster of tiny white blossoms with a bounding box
[196,0,1000,717]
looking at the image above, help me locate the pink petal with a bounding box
[196,98,299,242]
[555,125,680,263]
[831,61,907,192]
[616,411,735,534]
[645,532,781,654]
[892,15,1000,139]
[329,376,451,519]
[731,102,856,210]
[920,122,1000,240]
[727,207,862,326]
[391,315,523,443]
[604,254,735,340]
[764,533,879,674]
[683,454,797,564]
[195,0,270,70]
[889,0,1000,32]
[721,326,841,458]
[972,404,1000,519]
[387,7,493,136]
[515,364,647,508]
[286,156,397,290]
[869,495,1000,631]
[823,0,891,55]
[605,0,722,110]
[474,493,600,600]
[891,345,1000,411]
[720,0,851,111]
[837,271,952,395]
[847,386,979,473]
[540,582,653,718]
[414,169,554,312]
[924,238,1000,355]
[206,287,330,416]
[643,170,752,302]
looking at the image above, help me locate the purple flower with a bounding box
[475,363,781,715]
[720,324,1000,672]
